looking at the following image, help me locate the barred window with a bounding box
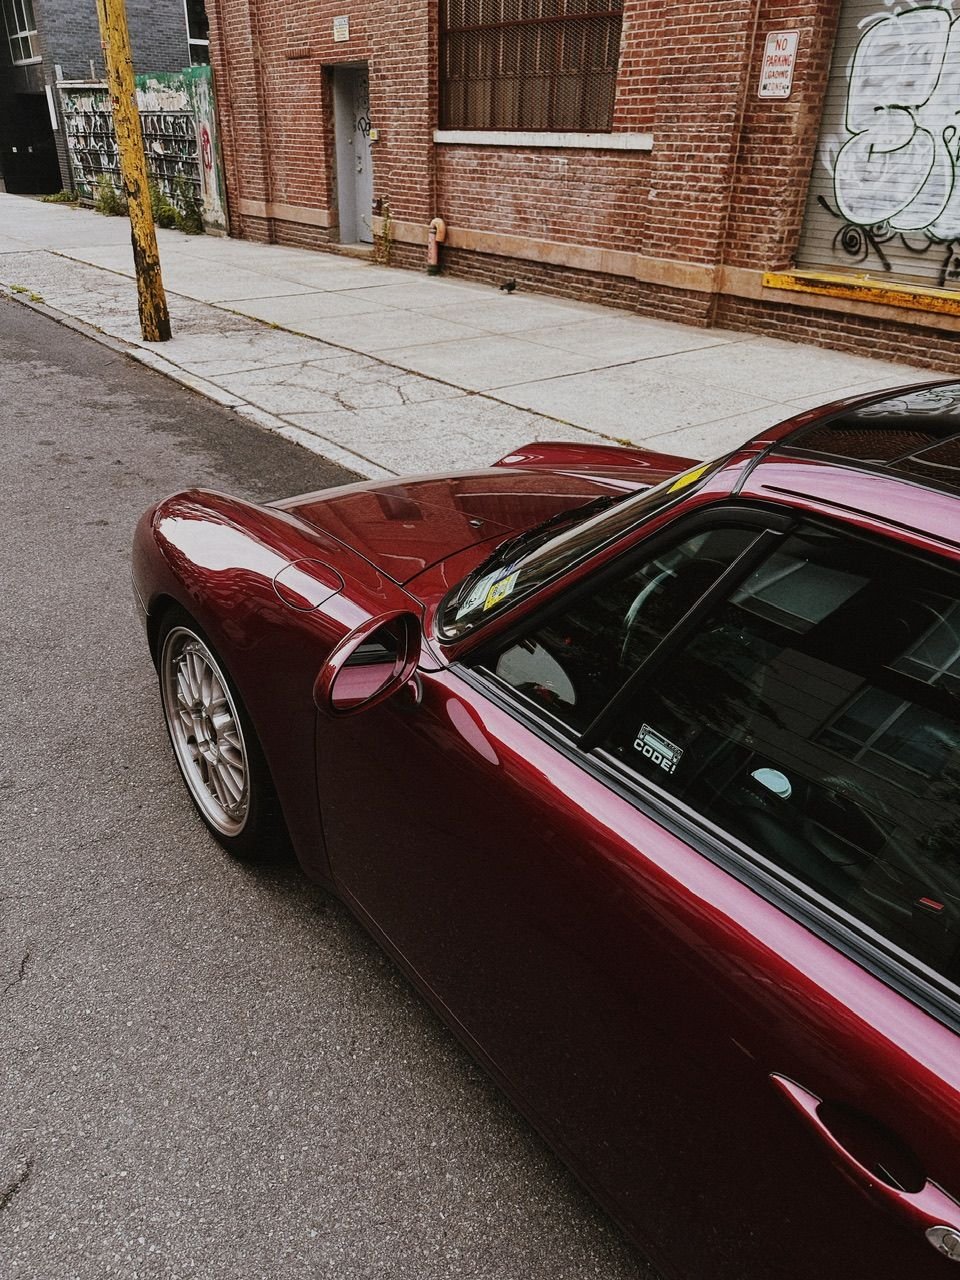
[440,0,624,133]
[2,0,38,64]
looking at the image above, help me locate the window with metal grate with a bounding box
[439,0,624,133]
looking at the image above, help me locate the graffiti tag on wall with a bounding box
[59,68,226,231]
[818,1,960,286]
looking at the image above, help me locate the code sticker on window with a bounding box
[484,570,519,610]
[634,724,683,774]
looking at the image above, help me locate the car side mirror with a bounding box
[313,611,421,714]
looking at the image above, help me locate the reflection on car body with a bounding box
[134,380,960,1278]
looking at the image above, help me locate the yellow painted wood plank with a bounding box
[762,270,960,318]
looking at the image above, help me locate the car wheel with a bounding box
[157,608,285,861]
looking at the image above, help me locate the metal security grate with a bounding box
[440,0,624,133]
[797,0,960,290]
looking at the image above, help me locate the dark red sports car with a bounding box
[133,380,960,1279]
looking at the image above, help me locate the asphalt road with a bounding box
[0,299,658,1280]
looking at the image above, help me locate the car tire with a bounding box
[157,607,287,862]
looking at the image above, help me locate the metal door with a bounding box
[332,66,373,245]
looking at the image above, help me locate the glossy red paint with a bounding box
[493,440,696,489]
[316,669,960,1280]
[741,456,960,555]
[133,397,960,1278]
[135,488,422,878]
[272,466,632,583]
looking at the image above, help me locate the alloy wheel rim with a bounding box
[160,627,250,836]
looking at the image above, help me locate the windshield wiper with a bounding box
[464,493,623,584]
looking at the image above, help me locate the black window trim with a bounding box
[591,745,960,1033]
[454,507,960,1035]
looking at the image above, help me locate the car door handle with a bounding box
[771,1074,960,1259]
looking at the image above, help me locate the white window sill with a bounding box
[11,55,42,66]
[433,129,653,151]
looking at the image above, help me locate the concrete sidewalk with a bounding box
[0,193,941,479]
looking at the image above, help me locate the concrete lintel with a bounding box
[373,217,717,292]
[433,129,653,151]
[237,199,332,229]
[374,217,430,246]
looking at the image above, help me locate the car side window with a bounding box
[599,523,960,985]
[481,525,760,732]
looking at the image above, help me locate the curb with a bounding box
[0,283,396,480]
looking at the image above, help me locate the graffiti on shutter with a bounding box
[797,1,960,291]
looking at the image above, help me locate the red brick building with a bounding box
[206,0,960,371]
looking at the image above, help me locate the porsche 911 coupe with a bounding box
[133,380,960,1279]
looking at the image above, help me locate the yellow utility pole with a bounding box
[95,0,171,341]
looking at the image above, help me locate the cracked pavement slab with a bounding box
[0,299,659,1280]
[0,196,939,483]
[284,395,601,476]
[216,357,469,415]
[0,250,604,476]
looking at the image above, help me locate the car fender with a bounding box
[134,488,424,880]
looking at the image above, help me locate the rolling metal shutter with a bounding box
[797,2,960,291]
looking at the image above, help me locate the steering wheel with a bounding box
[619,559,729,668]
[618,566,678,667]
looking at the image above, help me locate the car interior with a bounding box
[488,520,960,984]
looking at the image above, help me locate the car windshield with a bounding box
[439,458,725,639]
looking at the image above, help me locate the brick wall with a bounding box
[208,0,959,366]
[211,0,764,256]
[208,0,435,238]
[716,294,960,375]
[723,1,840,271]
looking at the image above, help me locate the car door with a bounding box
[315,508,960,1279]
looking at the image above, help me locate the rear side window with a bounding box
[601,524,960,986]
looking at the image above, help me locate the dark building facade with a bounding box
[0,0,209,194]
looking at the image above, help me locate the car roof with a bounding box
[733,380,960,555]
